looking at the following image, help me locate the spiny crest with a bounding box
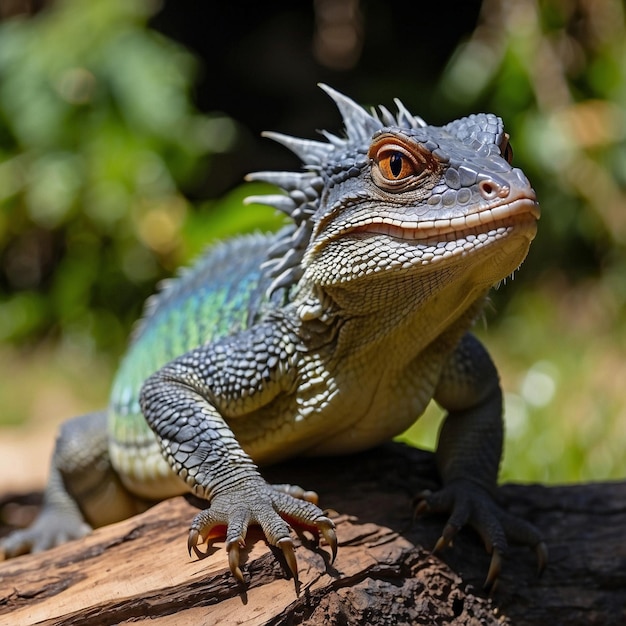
[244,84,426,298]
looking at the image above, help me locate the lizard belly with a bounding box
[304,377,434,456]
[301,347,442,456]
[234,358,438,463]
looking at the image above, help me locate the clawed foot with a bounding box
[0,508,92,559]
[187,478,336,590]
[414,480,547,591]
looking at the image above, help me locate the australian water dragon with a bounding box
[1,85,546,589]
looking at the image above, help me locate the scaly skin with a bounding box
[1,85,545,590]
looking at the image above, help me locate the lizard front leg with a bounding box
[139,320,336,587]
[416,332,547,589]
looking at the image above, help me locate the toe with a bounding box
[312,516,337,562]
[433,522,460,553]
[484,549,503,592]
[277,537,299,587]
[227,539,246,584]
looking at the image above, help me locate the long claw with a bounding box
[433,523,458,553]
[318,518,337,562]
[484,549,502,592]
[536,541,548,576]
[277,537,299,589]
[413,499,430,520]
[227,539,245,585]
[187,528,204,559]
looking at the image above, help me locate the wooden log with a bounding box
[0,443,624,625]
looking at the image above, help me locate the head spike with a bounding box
[319,130,347,147]
[262,247,301,277]
[245,170,315,192]
[393,98,426,129]
[262,131,333,165]
[244,194,296,216]
[318,83,382,142]
[376,104,397,126]
[266,266,303,298]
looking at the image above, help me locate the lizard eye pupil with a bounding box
[369,139,425,186]
[389,152,404,178]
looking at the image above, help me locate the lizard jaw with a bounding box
[302,196,539,288]
[341,197,540,245]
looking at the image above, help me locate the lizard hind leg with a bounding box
[1,411,146,559]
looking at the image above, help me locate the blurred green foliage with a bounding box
[0,0,262,355]
[436,0,626,294]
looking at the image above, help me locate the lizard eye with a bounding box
[374,145,422,181]
[368,134,436,191]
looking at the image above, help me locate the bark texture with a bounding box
[0,443,624,625]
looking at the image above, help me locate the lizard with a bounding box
[1,84,546,590]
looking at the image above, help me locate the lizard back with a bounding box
[108,231,282,495]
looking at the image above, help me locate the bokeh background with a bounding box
[0,0,624,492]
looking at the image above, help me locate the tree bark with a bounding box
[0,443,624,625]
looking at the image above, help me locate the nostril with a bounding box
[478,179,509,200]
[479,181,496,199]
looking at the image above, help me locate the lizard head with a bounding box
[246,85,539,318]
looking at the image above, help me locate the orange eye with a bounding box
[376,147,420,180]
[368,135,435,190]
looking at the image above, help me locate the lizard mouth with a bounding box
[344,198,540,244]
